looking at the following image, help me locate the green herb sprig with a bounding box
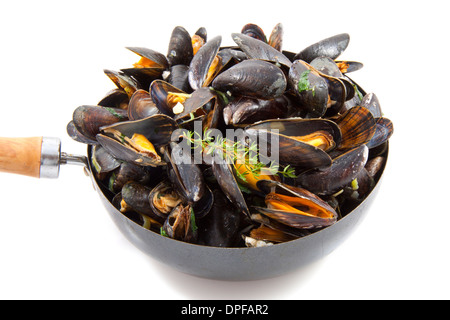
[182,129,297,183]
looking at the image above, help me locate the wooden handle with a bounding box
[0,137,44,178]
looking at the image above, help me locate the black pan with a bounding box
[0,136,388,280]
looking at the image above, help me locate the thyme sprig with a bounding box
[182,129,297,183]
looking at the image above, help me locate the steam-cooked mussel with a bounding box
[103,69,138,98]
[149,180,183,220]
[150,80,191,117]
[288,60,328,117]
[72,105,128,142]
[232,33,292,69]
[162,203,198,243]
[254,180,338,229]
[294,33,350,63]
[188,35,222,91]
[212,59,287,100]
[198,189,243,247]
[167,26,194,67]
[335,106,376,151]
[127,89,159,120]
[96,114,176,167]
[246,118,341,169]
[223,96,289,126]
[121,181,165,224]
[296,144,369,196]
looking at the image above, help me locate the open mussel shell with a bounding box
[162,203,198,243]
[98,89,129,109]
[294,33,350,63]
[245,117,341,169]
[336,106,376,150]
[96,114,176,167]
[254,180,338,229]
[150,80,189,117]
[188,35,222,90]
[366,117,394,149]
[268,23,283,51]
[223,96,289,126]
[126,46,169,70]
[121,181,165,224]
[127,89,159,120]
[72,105,128,142]
[212,59,287,100]
[104,69,138,98]
[296,144,369,196]
[232,33,292,68]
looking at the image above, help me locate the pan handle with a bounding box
[0,137,87,179]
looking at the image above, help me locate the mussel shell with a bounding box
[198,189,243,247]
[288,60,328,117]
[110,161,158,193]
[335,60,364,74]
[162,203,197,243]
[232,33,292,68]
[310,56,343,78]
[336,106,376,150]
[121,181,165,224]
[211,151,250,218]
[67,120,98,145]
[72,105,128,141]
[174,87,217,121]
[361,93,382,118]
[150,80,189,117]
[103,69,138,98]
[96,114,176,166]
[168,64,191,93]
[223,96,289,126]
[120,67,164,91]
[268,23,283,51]
[98,89,129,109]
[91,144,121,177]
[126,46,169,70]
[246,118,342,148]
[188,35,222,91]
[294,33,350,63]
[245,127,332,169]
[100,114,176,148]
[148,180,182,220]
[241,23,267,42]
[366,117,394,149]
[167,26,193,67]
[127,89,159,120]
[296,144,369,196]
[212,59,287,100]
[255,180,338,229]
[167,142,206,204]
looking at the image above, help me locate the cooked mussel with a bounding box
[294,33,350,63]
[72,105,128,142]
[255,180,338,229]
[212,59,287,100]
[296,144,369,196]
[96,114,176,167]
[162,203,198,243]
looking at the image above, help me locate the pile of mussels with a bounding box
[67,24,394,248]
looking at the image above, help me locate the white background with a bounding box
[0,0,448,300]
